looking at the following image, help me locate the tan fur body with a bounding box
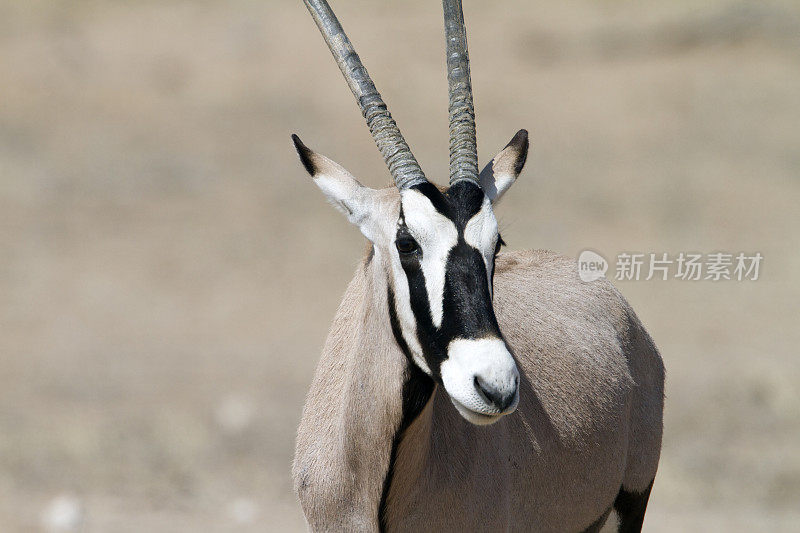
[293,247,664,532]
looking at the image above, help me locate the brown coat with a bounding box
[293,249,664,532]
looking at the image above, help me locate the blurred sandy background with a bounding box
[1,0,799,531]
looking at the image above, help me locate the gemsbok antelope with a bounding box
[291,1,665,531]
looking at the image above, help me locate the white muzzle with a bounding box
[440,337,520,425]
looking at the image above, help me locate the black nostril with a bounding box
[474,375,516,411]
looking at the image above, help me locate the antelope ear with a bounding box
[479,129,529,202]
[292,134,380,240]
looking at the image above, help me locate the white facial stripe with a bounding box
[387,246,431,375]
[463,196,499,294]
[401,189,458,328]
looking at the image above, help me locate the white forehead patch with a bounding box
[463,196,499,293]
[400,189,458,328]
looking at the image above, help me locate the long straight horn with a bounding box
[302,0,427,189]
[443,0,479,186]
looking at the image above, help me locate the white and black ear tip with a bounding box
[291,133,318,176]
[507,129,529,175]
[507,129,528,151]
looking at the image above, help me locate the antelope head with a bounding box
[293,0,529,425]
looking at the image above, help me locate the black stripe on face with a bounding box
[394,180,505,379]
[440,242,501,340]
[407,180,486,225]
[410,181,454,218]
[386,287,436,421]
[443,181,487,225]
[395,237,449,379]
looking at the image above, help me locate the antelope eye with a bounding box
[396,237,419,255]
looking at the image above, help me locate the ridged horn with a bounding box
[443,0,479,186]
[302,0,427,189]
